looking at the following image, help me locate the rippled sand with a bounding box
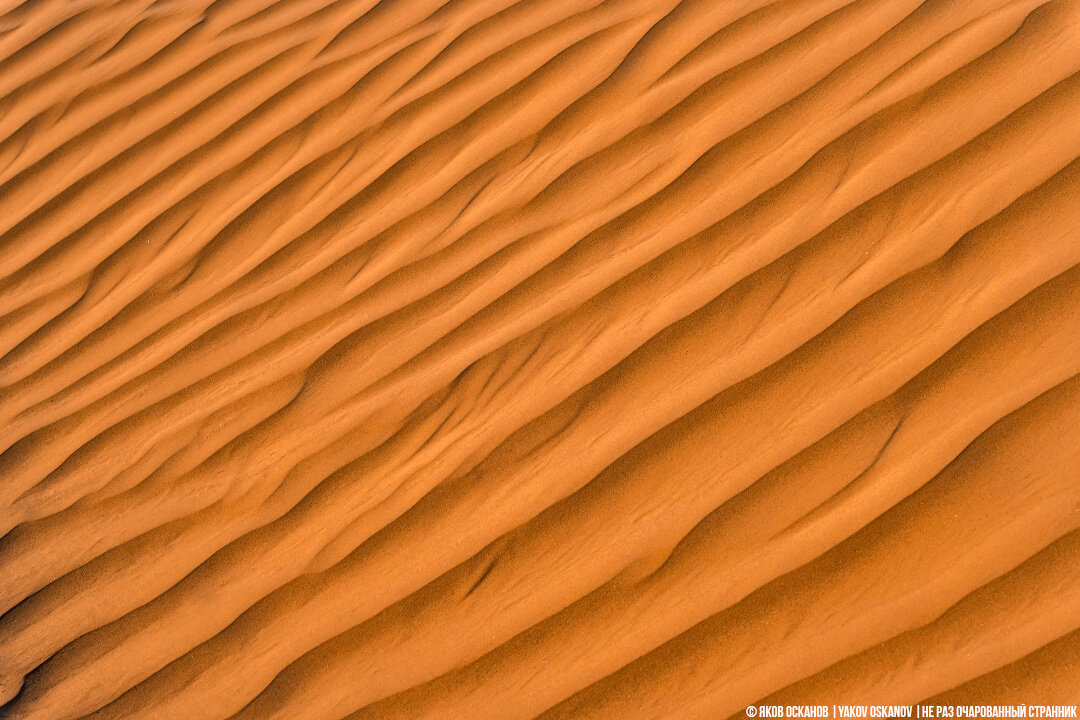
[1,0,1079,718]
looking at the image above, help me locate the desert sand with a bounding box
[1,0,1079,718]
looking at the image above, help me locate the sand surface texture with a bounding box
[2,0,1080,718]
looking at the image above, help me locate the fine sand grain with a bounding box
[1,0,1079,718]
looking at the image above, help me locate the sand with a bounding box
[1,0,1079,718]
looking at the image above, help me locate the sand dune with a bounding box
[1,0,1079,717]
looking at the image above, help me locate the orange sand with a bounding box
[1,0,1079,718]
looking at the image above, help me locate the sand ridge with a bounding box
[1,0,1079,718]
